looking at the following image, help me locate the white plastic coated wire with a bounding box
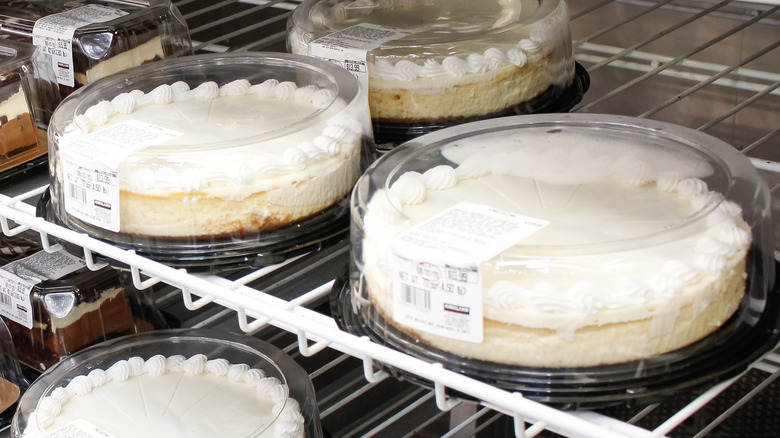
[0,185,649,438]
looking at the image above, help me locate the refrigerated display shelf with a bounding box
[2,0,779,436]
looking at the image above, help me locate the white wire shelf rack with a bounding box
[2,0,780,437]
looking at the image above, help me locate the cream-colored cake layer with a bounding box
[57,79,364,237]
[369,60,550,122]
[33,287,124,331]
[119,143,359,236]
[359,136,751,367]
[0,86,30,122]
[75,37,164,86]
[23,355,305,438]
[364,258,746,367]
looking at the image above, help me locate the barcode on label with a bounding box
[68,182,87,205]
[401,284,431,311]
[0,292,10,306]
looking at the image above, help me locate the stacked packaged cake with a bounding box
[0,0,192,97]
[43,52,371,272]
[0,39,60,182]
[340,114,778,407]
[0,233,169,373]
[288,0,586,149]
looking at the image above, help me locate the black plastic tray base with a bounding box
[0,154,47,190]
[331,255,780,410]
[38,188,350,274]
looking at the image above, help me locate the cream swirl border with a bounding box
[369,165,751,316]
[60,79,363,194]
[25,354,305,437]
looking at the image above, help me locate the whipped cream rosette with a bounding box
[340,113,779,407]
[288,0,585,148]
[12,330,323,438]
[44,52,370,272]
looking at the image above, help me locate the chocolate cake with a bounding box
[0,82,43,158]
[0,0,191,96]
[0,235,152,371]
[1,266,137,371]
[0,40,58,176]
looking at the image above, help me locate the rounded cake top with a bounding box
[359,114,762,251]
[289,0,574,84]
[48,52,368,195]
[12,330,321,438]
[292,0,550,42]
[22,354,302,438]
[53,52,366,151]
[353,114,770,320]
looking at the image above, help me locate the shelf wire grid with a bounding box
[2,0,779,437]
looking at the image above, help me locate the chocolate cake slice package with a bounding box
[0,0,192,97]
[0,233,172,372]
[0,39,60,180]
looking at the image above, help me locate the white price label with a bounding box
[32,5,129,87]
[0,249,85,328]
[391,202,549,343]
[62,157,121,232]
[42,419,117,438]
[396,202,549,261]
[310,23,414,91]
[393,254,484,343]
[0,269,35,329]
[60,120,183,232]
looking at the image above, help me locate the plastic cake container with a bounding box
[340,113,779,408]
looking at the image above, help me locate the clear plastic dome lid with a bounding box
[0,0,191,94]
[45,52,370,272]
[346,114,777,406]
[0,319,27,421]
[0,39,60,181]
[11,330,321,438]
[0,233,169,373]
[288,0,581,147]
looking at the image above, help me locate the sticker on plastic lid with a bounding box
[310,23,414,91]
[60,120,182,232]
[32,5,129,87]
[391,202,548,343]
[0,249,85,329]
[41,418,117,438]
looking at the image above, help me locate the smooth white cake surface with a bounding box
[23,355,305,438]
[62,78,360,197]
[359,131,751,366]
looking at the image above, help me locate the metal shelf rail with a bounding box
[1,0,778,437]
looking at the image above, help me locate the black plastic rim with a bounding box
[37,187,350,274]
[331,254,780,409]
